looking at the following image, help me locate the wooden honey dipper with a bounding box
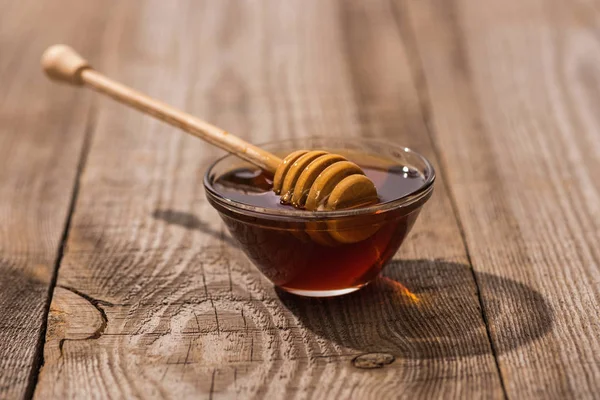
[41,45,378,212]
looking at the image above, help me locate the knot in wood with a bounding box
[352,353,395,369]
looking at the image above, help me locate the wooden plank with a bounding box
[404,0,600,397]
[34,0,508,398]
[0,0,111,397]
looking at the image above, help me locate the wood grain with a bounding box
[0,0,110,398]
[403,0,600,397]
[30,0,532,398]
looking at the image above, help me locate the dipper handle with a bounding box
[41,45,282,172]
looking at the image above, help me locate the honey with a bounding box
[210,163,429,296]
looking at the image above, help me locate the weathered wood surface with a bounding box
[33,0,511,398]
[0,0,598,398]
[404,0,600,397]
[0,0,109,398]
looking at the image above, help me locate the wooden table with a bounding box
[1,0,599,399]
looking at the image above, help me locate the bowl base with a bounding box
[278,285,365,297]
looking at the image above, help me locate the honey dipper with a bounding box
[41,45,378,212]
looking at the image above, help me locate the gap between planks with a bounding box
[23,103,99,400]
[389,0,509,398]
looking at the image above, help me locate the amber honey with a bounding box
[210,163,429,296]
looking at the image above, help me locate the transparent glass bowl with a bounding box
[204,137,435,297]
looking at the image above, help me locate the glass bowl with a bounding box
[204,137,435,297]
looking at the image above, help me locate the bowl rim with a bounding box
[203,136,436,221]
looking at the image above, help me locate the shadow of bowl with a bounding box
[277,259,553,359]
